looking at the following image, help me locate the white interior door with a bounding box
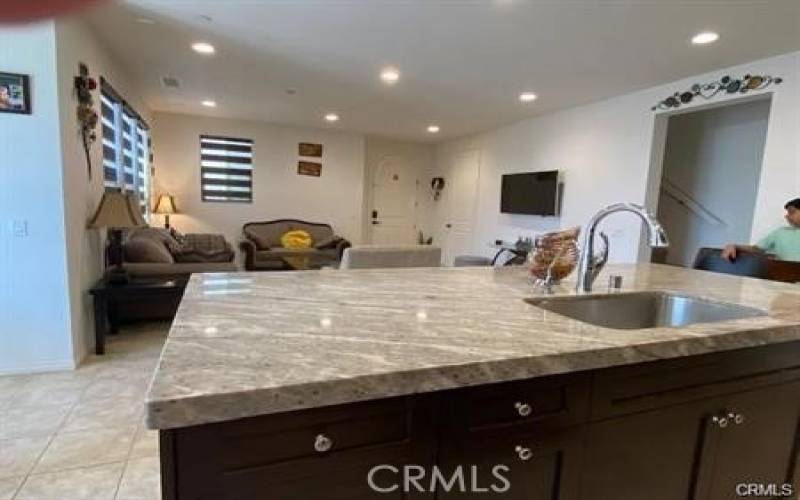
[370,155,418,245]
[441,150,480,266]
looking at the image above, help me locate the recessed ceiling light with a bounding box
[380,67,400,85]
[427,125,440,133]
[201,100,217,108]
[519,92,538,103]
[691,31,719,45]
[191,42,216,55]
[325,113,339,122]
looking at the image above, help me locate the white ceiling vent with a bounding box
[161,76,181,89]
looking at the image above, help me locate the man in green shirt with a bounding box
[722,198,800,262]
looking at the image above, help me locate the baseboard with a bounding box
[0,358,77,376]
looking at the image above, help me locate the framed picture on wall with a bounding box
[0,72,31,115]
[298,142,323,157]
[298,161,322,177]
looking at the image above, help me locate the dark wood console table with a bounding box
[89,277,187,355]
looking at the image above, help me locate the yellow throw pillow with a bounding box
[281,230,313,249]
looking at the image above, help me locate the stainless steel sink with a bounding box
[525,292,766,330]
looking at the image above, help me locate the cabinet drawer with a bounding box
[449,373,590,432]
[172,396,438,500]
[182,397,412,472]
[221,442,430,500]
[591,341,800,419]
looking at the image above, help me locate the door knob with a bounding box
[711,414,729,429]
[314,434,333,453]
[514,401,533,417]
[514,445,533,461]
[728,412,745,425]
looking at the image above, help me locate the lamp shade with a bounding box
[153,194,178,215]
[89,191,145,229]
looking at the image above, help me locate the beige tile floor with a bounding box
[0,323,167,500]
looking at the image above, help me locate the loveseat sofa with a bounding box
[240,219,351,271]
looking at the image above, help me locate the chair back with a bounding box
[340,246,441,269]
[692,247,768,279]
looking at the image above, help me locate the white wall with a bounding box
[656,98,771,266]
[0,22,75,373]
[0,19,149,373]
[54,18,150,362]
[363,137,435,243]
[432,51,800,264]
[151,112,366,257]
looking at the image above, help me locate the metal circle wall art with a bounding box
[652,73,783,111]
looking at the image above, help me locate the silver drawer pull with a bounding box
[712,415,729,429]
[514,401,533,417]
[514,445,533,461]
[314,433,333,453]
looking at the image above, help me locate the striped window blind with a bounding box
[100,79,151,213]
[200,135,254,202]
[100,90,120,187]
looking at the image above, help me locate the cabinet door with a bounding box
[437,427,584,499]
[580,397,721,500]
[704,382,800,500]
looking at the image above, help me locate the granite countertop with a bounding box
[145,263,800,429]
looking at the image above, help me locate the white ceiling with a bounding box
[85,0,800,142]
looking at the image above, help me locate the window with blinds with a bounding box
[100,79,151,213]
[200,135,253,202]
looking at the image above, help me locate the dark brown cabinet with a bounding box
[438,427,584,499]
[701,382,800,500]
[581,396,723,500]
[161,343,800,500]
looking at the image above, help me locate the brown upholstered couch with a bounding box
[240,219,351,271]
[122,227,237,279]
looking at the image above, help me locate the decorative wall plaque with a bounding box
[299,142,323,157]
[298,161,322,177]
[652,73,783,111]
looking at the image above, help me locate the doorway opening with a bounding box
[649,97,772,267]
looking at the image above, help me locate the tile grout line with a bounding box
[3,324,168,500]
[10,355,99,498]
[10,400,76,500]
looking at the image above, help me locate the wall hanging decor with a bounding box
[298,142,323,157]
[298,161,322,177]
[652,73,783,111]
[431,177,445,201]
[74,63,99,179]
[0,72,31,115]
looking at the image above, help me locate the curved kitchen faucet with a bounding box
[576,203,669,293]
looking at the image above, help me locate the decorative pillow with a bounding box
[248,232,272,250]
[281,230,313,249]
[127,227,183,254]
[314,235,342,249]
[124,237,174,263]
[173,234,235,263]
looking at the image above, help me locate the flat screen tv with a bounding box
[500,171,559,216]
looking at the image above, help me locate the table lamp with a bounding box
[89,190,145,284]
[153,194,178,229]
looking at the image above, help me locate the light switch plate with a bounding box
[12,219,28,237]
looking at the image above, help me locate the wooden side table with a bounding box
[89,277,188,355]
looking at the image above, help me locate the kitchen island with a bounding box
[147,264,800,500]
